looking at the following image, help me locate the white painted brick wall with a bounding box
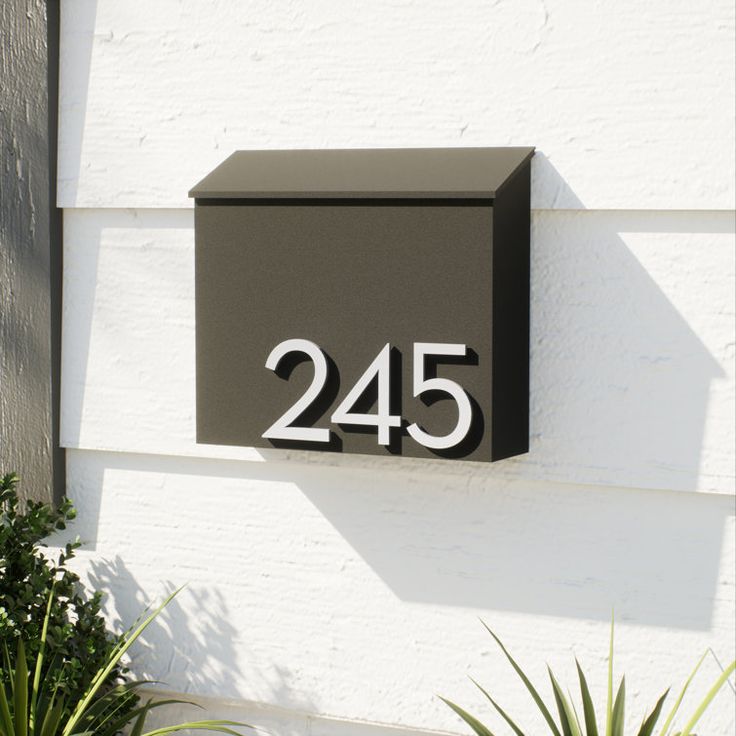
[57,1,735,734]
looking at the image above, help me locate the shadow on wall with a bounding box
[522,198,728,491]
[294,465,734,631]
[85,554,320,729]
[70,451,734,632]
[60,164,733,634]
[58,0,730,492]
[58,10,732,632]
[57,0,96,206]
[87,557,240,697]
[518,155,728,492]
[61,183,731,491]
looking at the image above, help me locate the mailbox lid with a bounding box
[189,147,534,200]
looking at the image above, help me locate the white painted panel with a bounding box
[60,208,736,493]
[63,449,736,733]
[58,0,736,210]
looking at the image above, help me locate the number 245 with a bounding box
[262,339,474,450]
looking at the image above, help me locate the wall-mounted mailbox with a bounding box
[190,147,533,462]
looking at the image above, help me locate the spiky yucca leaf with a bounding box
[657,652,707,736]
[576,659,598,736]
[637,690,669,736]
[548,668,582,736]
[440,620,734,736]
[480,621,562,736]
[605,616,614,736]
[610,677,625,736]
[439,696,497,736]
[678,659,736,736]
[472,677,525,736]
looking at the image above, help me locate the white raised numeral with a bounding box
[330,343,401,445]
[262,339,331,443]
[406,343,473,450]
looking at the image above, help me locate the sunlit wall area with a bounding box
[58,2,735,734]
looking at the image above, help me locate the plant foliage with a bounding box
[0,473,130,721]
[0,473,251,735]
[441,618,735,736]
[0,587,251,736]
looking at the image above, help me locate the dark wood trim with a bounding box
[0,0,64,503]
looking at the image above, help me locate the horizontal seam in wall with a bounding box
[59,207,736,216]
[63,446,736,499]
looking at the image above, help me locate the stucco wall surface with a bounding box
[57,1,735,735]
[58,0,735,210]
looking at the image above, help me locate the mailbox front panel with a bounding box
[195,201,496,461]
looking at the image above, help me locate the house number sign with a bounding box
[190,147,533,462]
[264,340,473,450]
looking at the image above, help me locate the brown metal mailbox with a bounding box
[189,147,533,462]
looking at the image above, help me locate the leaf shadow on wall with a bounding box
[86,557,240,697]
[83,554,320,733]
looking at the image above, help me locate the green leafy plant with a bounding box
[441,619,735,736]
[1,472,251,735]
[0,586,250,736]
[0,472,131,721]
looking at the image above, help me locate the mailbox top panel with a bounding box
[189,147,534,200]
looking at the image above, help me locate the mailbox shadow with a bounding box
[66,450,733,633]
[60,156,733,632]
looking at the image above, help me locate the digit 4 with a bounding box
[330,343,401,445]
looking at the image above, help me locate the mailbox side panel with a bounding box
[491,164,531,460]
[194,201,494,461]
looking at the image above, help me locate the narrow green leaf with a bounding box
[105,698,198,736]
[62,588,184,736]
[0,679,14,736]
[30,584,56,735]
[75,679,152,729]
[611,677,625,736]
[32,655,62,736]
[678,659,735,736]
[471,677,526,736]
[130,702,152,736]
[2,645,14,699]
[657,651,707,736]
[569,691,584,736]
[548,668,581,736]
[439,696,498,736]
[14,640,28,736]
[576,659,599,736]
[40,699,64,736]
[605,614,614,736]
[480,620,562,736]
[637,689,669,736]
[140,720,251,736]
